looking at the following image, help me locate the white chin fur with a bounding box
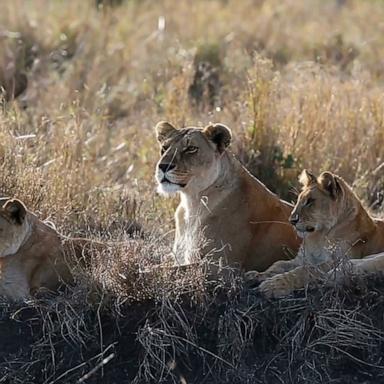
[157,182,182,196]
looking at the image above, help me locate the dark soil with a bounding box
[1,274,384,384]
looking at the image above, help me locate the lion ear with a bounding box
[155,121,177,143]
[299,169,316,187]
[3,199,27,225]
[203,123,232,153]
[318,172,342,199]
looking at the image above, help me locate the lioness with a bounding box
[258,170,384,298]
[155,121,300,271]
[0,198,72,300]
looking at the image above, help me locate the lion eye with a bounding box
[161,146,169,155]
[305,198,315,207]
[185,146,198,154]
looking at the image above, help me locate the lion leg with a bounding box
[326,253,384,284]
[258,266,307,298]
[350,252,384,274]
[244,258,300,285]
[259,263,332,298]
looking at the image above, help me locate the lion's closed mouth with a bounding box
[161,178,186,188]
[295,226,315,235]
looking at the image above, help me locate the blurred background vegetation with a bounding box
[1,0,384,232]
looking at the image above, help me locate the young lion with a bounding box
[258,170,384,298]
[155,121,300,271]
[0,198,72,300]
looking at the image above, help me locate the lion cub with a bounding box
[258,170,384,298]
[0,198,72,300]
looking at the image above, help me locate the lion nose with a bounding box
[289,214,299,225]
[159,163,175,173]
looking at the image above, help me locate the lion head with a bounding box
[154,121,232,195]
[0,198,31,257]
[289,170,357,237]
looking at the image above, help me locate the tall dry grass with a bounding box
[1,0,384,222]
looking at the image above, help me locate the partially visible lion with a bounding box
[257,170,384,298]
[348,251,384,274]
[0,198,72,300]
[154,121,300,271]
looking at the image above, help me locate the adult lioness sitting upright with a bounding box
[258,170,384,298]
[155,121,300,271]
[0,198,72,300]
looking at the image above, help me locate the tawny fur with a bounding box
[155,121,300,271]
[0,198,72,300]
[257,170,384,298]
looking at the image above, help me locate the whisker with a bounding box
[249,220,292,226]
[168,180,188,184]
[167,148,178,172]
[170,171,190,176]
[289,186,299,197]
[170,176,187,179]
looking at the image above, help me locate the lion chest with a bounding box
[174,206,210,265]
[174,196,241,265]
[299,248,328,265]
[301,236,353,266]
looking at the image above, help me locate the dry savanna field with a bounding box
[1,0,384,383]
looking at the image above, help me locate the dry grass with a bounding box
[1,0,384,382]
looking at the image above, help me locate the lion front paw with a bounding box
[258,275,294,299]
[244,270,273,287]
[244,270,262,286]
